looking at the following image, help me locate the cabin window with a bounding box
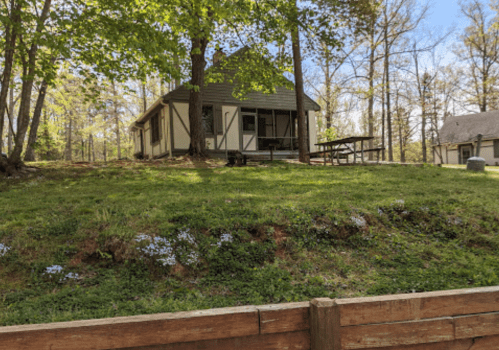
[243,115,256,132]
[150,113,160,144]
[494,140,499,158]
[202,106,214,135]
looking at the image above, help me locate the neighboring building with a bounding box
[129,51,320,159]
[433,110,499,165]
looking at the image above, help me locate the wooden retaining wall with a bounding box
[1,286,498,350]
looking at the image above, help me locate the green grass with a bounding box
[1,159,499,326]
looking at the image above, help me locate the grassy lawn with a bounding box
[1,159,499,326]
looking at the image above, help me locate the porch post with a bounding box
[353,142,357,164]
[361,140,365,162]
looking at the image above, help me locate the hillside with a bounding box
[1,159,499,326]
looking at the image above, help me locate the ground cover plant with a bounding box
[1,159,499,326]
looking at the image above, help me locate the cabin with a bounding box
[129,51,320,160]
[433,110,499,165]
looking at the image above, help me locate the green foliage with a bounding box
[321,127,338,142]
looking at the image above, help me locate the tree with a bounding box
[457,0,499,112]
[380,0,430,161]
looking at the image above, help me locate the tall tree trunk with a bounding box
[188,36,208,158]
[142,82,147,112]
[0,1,20,157]
[10,0,52,165]
[81,140,84,160]
[103,117,107,162]
[291,5,309,163]
[92,134,95,161]
[24,76,51,161]
[381,66,385,161]
[385,55,393,162]
[367,20,376,152]
[384,24,393,162]
[113,82,121,159]
[325,47,332,130]
[421,93,427,163]
[42,110,51,160]
[7,81,14,155]
[396,93,405,163]
[65,112,72,161]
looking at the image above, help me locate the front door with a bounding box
[461,145,472,164]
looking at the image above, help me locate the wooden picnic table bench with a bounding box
[307,148,349,165]
[341,147,385,163]
[314,136,375,165]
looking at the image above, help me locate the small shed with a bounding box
[433,110,499,165]
[130,50,321,159]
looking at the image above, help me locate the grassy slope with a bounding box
[1,160,499,326]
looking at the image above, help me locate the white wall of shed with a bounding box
[172,102,190,149]
[220,106,240,151]
[206,137,215,150]
[144,121,151,157]
[133,131,141,154]
[164,105,171,157]
[243,134,257,151]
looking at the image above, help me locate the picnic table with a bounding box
[310,136,384,165]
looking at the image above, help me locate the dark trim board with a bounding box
[169,100,174,154]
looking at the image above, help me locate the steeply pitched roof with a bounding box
[134,48,320,124]
[438,110,499,144]
[162,82,320,111]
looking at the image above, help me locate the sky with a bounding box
[428,0,462,31]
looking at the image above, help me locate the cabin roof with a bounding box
[438,110,499,144]
[133,47,320,125]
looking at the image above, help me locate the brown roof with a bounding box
[438,110,499,144]
[163,82,320,111]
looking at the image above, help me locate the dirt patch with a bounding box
[104,237,136,263]
[273,226,288,245]
[172,263,189,277]
[71,237,99,266]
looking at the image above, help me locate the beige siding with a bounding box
[151,106,167,158]
[220,106,240,151]
[172,102,190,149]
[133,131,141,154]
[434,146,459,164]
[479,140,499,165]
[448,149,459,164]
[206,137,215,150]
[433,142,499,165]
[243,134,257,151]
[308,111,318,153]
[163,105,171,156]
[144,121,151,157]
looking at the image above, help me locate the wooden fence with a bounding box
[1,286,498,350]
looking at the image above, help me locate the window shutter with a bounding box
[494,140,499,158]
[215,105,223,135]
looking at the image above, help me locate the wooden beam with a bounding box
[119,331,311,350]
[469,335,499,350]
[353,142,356,164]
[0,306,259,350]
[258,302,310,335]
[340,317,455,349]
[310,298,340,350]
[361,140,364,162]
[358,339,474,350]
[455,312,499,339]
[336,286,499,327]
